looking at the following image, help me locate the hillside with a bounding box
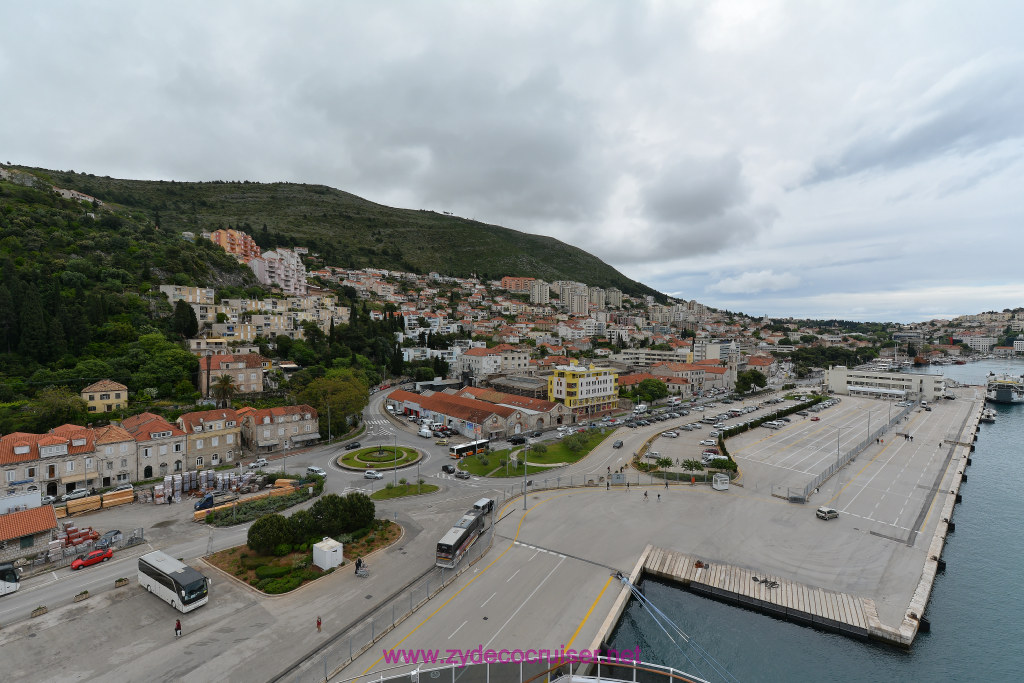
[16,165,661,298]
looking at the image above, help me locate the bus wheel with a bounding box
[147,584,152,592]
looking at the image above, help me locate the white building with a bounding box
[825,366,945,401]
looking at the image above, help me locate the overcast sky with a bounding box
[3,1,1021,323]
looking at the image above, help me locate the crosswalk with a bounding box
[366,419,389,426]
[341,486,372,495]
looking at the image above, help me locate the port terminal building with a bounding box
[825,366,945,401]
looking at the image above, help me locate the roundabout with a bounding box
[336,445,421,471]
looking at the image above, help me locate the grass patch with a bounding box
[459,429,614,478]
[338,446,419,469]
[370,483,439,500]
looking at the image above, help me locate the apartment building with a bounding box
[158,285,216,305]
[176,409,242,469]
[209,228,261,262]
[197,354,268,398]
[238,405,320,454]
[547,362,619,419]
[121,412,188,480]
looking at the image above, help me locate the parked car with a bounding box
[613,440,624,448]
[531,431,542,438]
[700,439,717,446]
[306,466,327,477]
[96,529,123,549]
[41,494,57,505]
[454,470,471,480]
[662,431,678,438]
[811,416,820,421]
[816,506,839,520]
[61,488,90,502]
[248,458,270,469]
[441,464,456,474]
[345,441,362,450]
[508,435,527,445]
[435,438,449,446]
[364,470,384,480]
[71,548,113,570]
[112,483,134,492]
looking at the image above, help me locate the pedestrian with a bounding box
[664,479,668,489]
[175,619,181,638]
[606,481,609,490]
[317,616,322,633]
[657,493,661,502]
[626,482,629,492]
[643,491,648,502]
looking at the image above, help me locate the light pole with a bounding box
[522,442,529,510]
[393,431,399,487]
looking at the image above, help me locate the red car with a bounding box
[71,548,113,570]
[810,416,820,421]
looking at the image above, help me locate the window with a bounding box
[121,458,127,468]
[121,443,129,453]
[278,428,285,437]
[263,429,271,438]
[21,535,34,550]
[85,457,93,470]
[211,436,219,447]
[304,424,311,432]
[196,457,204,468]
[196,439,203,450]
[117,473,129,482]
[100,393,110,400]
[143,447,151,458]
[212,454,219,465]
[26,466,35,478]
[174,461,182,472]
[107,461,113,471]
[66,462,74,473]
[226,434,233,444]
[106,446,113,455]
[5,470,13,483]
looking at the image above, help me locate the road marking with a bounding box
[484,556,566,650]
[561,574,615,656]
[481,591,497,608]
[448,620,467,640]
[506,569,520,583]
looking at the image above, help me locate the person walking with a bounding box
[643,491,648,502]
[626,482,629,492]
[657,493,661,502]
[317,616,322,633]
[174,619,181,638]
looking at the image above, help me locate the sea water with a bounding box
[608,360,1024,682]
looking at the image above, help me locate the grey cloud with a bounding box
[805,56,1024,184]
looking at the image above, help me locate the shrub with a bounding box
[240,555,264,570]
[273,543,293,557]
[531,443,547,454]
[255,565,291,579]
[299,569,319,581]
[247,514,292,555]
[264,576,302,594]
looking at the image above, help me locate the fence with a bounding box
[793,404,914,503]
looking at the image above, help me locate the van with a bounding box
[816,507,839,520]
[473,498,495,514]
[418,427,432,438]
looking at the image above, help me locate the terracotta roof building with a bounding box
[80,379,128,414]
[0,506,58,564]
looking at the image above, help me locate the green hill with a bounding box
[16,165,661,298]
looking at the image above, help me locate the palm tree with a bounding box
[211,374,238,408]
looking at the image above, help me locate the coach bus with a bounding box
[435,509,485,568]
[449,439,490,459]
[0,562,21,596]
[138,551,210,613]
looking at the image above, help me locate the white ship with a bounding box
[986,373,1024,404]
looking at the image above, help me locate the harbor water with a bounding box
[609,360,1024,682]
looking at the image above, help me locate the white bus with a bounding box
[435,510,484,569]
[0,562,21,596]
[138,551,210,613]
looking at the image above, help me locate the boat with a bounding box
[986,373,1024,404]
[980,408,996,423]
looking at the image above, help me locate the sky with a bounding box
[2,1,1022,324]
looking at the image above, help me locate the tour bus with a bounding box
[449,439,490,459]
[0,562,21,596]
[138,551,210,613]
[435,510,485,568]
[667,396,682,406]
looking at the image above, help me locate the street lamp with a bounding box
[523,442,529,511]
[392,431,399,487]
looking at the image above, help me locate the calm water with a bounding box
[610,360,1024,682]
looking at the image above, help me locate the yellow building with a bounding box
[547,362,619,419]
[81,380,128,414]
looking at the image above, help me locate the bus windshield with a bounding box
[182,578,208,603]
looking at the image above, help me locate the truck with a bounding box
[633,404,649,415]
[193,490,239,511]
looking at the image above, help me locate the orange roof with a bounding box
[456,387,557,412]
[81,379,128,393]
[244,405,318,422]
[617,373,660,386]
[48,425,96,454]
[0,433,46,465]
[0,506,58,542]
[176,409,240,433]
[121,413,187,441]
[94,424,135,444]
[747,356,775,366]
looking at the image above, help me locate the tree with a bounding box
[636,378,668,403]
[339,492,375,532]
[309,494,347,537]
[297,372,369,438]
[170,299,199,339]
[656,457,674,470]
[562,433,587,453]
[735,370,768,394]
[681,459,705,474]
[211,374,238,408]
[247,514,292,555]
[28,386,89,432]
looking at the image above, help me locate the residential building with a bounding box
[91,424,139,488]
[197,353,268,398]
[176,409,242,470]
[239,405,320,454]
[499,276,535,293]
[209,228,261,262]
[122,413,188,480]
[249,248,307,295]
[606,288,623,308]
[157,285,216,305]
[80,380,128,414]
[547,362,619,419]
[529,279,550,305]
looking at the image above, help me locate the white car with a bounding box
[248,458,270,469]
[700,439,717,446]
[61,489,90,502]
[306,466,327,477]
[661,431,678,438]
[363,470,384,480]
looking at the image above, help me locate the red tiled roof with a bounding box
[0,433,46,465]
[176,409,240,433]
[244,405,318,422]
[81,379,128,393]
[121,413,187,441]
[617,373,660,386]
[0,506,58,542]
[48,425,96,454]
[456,387,557,412]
